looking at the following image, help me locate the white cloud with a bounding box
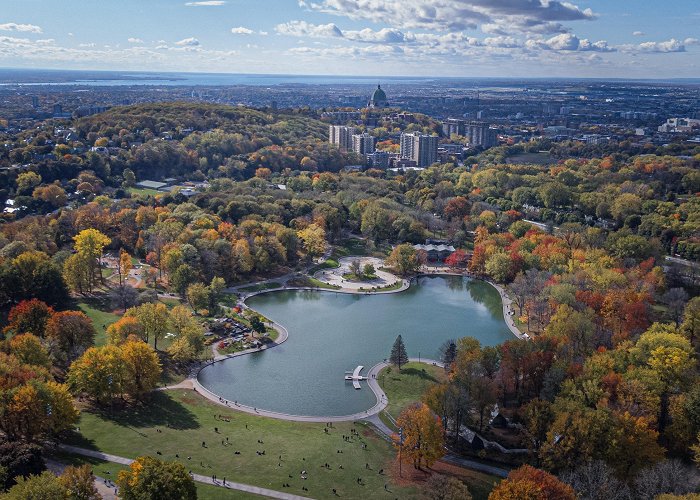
[302,0,595,35]
[526,33,613,52]
[231,27,254,35]
[0,23,43,34]
[621,38,688,53]
[632,31,645,36]
[185,1,225,5]
[175,37,200,47]
[275,20,343,38]
[344,28,413,44]
[127,37,144,44]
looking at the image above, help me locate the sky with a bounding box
[0,0,699,78]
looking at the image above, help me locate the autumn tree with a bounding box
[489,465,575,500]
[424,474,472,500]
[105,316,144,345]
[125,302,168,350]
[386,243,422,277]
[186,282,210,315]
[297,223,326,258]
[117,456,196,500]
[3,299,54,338]
[394,403,444,469]
[116,248,133,287]
[2,471,68,500]
[120,339,162,399]
[45,311,96,368]
[58,464,100,500]
[72,228,111,292]
[9,334,51,369]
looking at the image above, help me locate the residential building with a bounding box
[328,125,355,152]
[366,151,390,169]
[466,122,498,148]
[400,132,438,168]
[352,133,375,155]
[658,118,700,133]
[442,118,466,137]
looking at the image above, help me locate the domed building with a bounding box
[367,84,388,108]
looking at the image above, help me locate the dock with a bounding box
[344,365,367,389]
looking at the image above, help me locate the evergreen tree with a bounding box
[439,339,457,371]
[390,334,409,371]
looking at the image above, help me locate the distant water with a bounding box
[2,69,697,87]
[0,69,435,87]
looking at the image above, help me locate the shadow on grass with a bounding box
[398,367,438,383]
[93,392,200,431]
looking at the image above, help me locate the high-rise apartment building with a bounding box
[352,133,376,155]
[442,118,466,137]
[400,132,438,168]
[466,122,498,148]
[328,125,355,152]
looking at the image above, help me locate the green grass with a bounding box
[238,282,282,293]
[63,390,419,499]
[289,276,341,290]
[378,362,446,420]
[308,258,340,274]
[77,301,121,346]
[128,187,163,197]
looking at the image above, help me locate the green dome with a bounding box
[370,85,387,103]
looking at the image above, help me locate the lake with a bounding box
[197,275,512,417]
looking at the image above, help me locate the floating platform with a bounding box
[344,365,367,389]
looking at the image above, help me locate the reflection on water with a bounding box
[198,276,512,417]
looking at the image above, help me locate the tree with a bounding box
[424,474,472,500]
[439,339,457,371]
[444,249,470,268]
[363,262,375,278]
[58,465,100,500]
[249,315,266,335]
[297,223,326,258]
[67,345,125,403]
[394,403,444,469]
[105,316,144,345]
[116,249,133,288]
[120,339,162,400]
[662,288,689,326]
[390,334,409,371]
[73,229,111,292]
[3,299,54,338]
[559,461,632,500]
[349,259,361,278]
[32,184,67,209]
[125,302,168,350]
[116,456,196,500]
[489,465,575,500]
[45,311,96,368]
[2,471,68,500]
[386,243,422,277]
[16,171,42,195]
[9,334,51,368]
[208,276,226,313]
[0,438,44,491]
[186,283,210,314]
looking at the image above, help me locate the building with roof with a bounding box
[329,125,355,152]
[413,243,456,262]
[367,84,388,108]
[352,133,376,155]
[400,132,438,168]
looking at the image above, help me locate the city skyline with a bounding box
[0,0,699,78]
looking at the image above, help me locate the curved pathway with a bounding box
[57,444,311,500]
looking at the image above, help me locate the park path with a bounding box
[56,445,312,500]
[45,457,118,499]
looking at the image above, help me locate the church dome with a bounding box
[371,84,387,103]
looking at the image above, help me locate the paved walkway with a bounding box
[45,457,118,499]
[313,257,401,291]
[57,445,311,500]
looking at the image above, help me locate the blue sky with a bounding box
[0,0,698,78]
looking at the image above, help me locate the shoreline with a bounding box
[191,272,522,421]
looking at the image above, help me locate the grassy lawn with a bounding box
[289,276,341,290]
[77,301,121,347]
[127,187,163,197]
[378,362,446,421]
[63,390,419,500]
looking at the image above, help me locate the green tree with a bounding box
[390,334,409,371]
[116,456,196,500]
[2,471,68,500]
[125,303,169,350]
[186,283,210,315]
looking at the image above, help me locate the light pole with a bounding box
[398,427,404,478]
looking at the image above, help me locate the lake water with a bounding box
[197,276,512,417]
